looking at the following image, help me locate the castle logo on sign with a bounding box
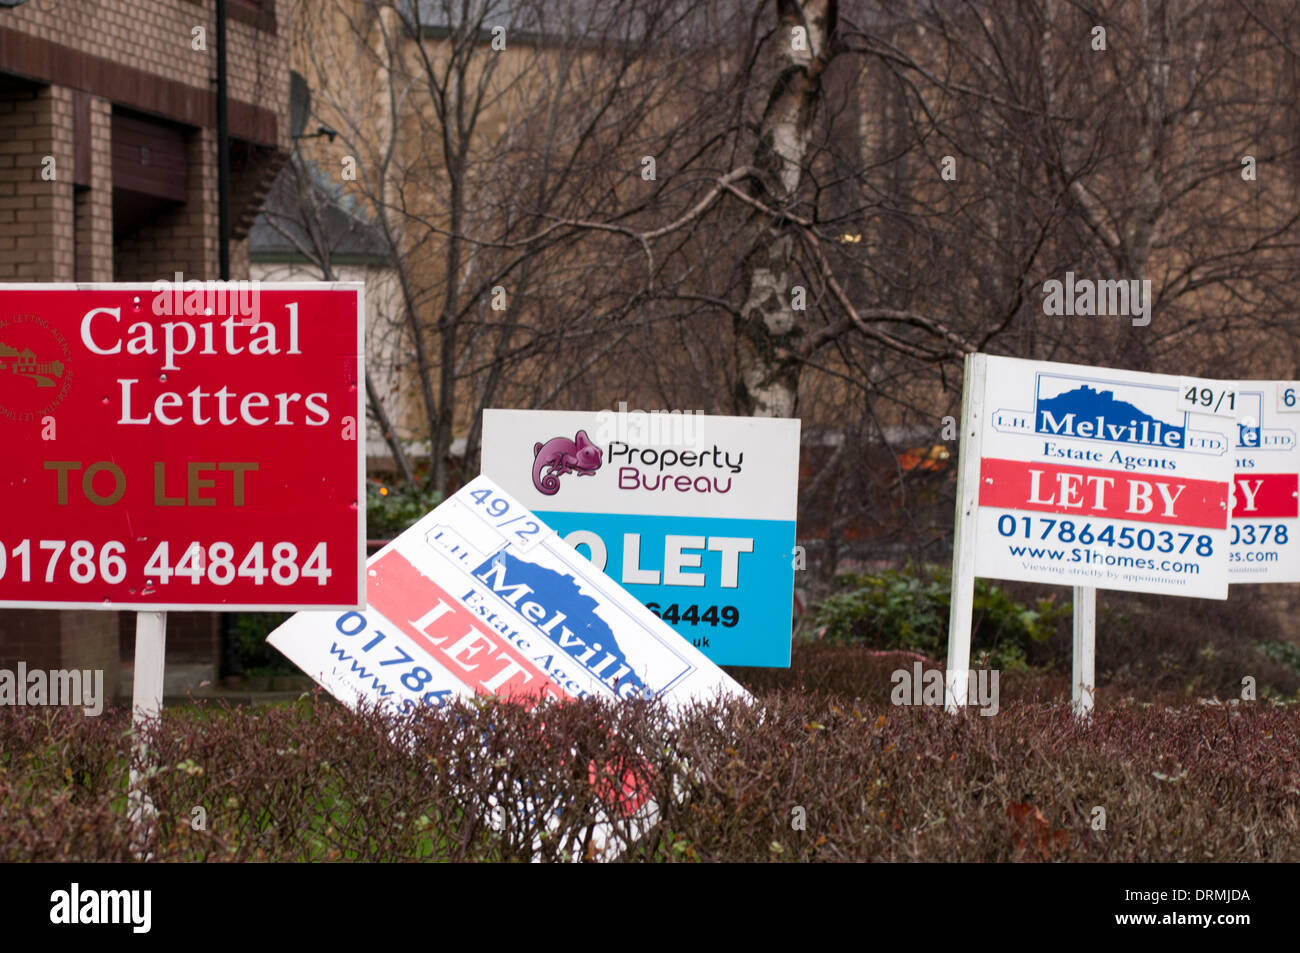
[470,550,651,699]
[1035,384,1184,448]
[991,374,1227,454]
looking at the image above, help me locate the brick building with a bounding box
[0,0,291,697]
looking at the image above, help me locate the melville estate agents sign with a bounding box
[480,407,800,667]
[1229,380,1299,582]
[0,282,365,610]
[267,474,748,712]
[268,474,748,860]
[966,355,1235,598]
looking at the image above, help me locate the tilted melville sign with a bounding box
[0,283,365,610]
[270,474,749,860]
[1229,380,1299,582]
[480,407,800,667]
[268,474,749,712]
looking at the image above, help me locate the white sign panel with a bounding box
[481,408,800,667]
[1229,380,1300,582]
[267,475,749,715]
[970,355,1234,598]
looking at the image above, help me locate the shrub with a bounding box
[1,693,1297,862]
[366,480,443,538]
[805,567,1069,670]
[233,611,295,675]
[1095,591,1300,699]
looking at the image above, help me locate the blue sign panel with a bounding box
[483,408,800,667]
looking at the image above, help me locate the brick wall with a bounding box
[0,88,38,276]
[0,0,292,694]
[0,611,62,673]
[117,612,219,667]
[0,610,120,701]
[0,0,288,144]
[59,610,121,700]
[0,84,74,280]
[74,96,113,282]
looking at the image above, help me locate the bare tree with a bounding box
[277,0,1300,581]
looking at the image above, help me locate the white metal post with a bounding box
[946,353,986,712]
[131,611,167,722]
[128,611,167,858]
[1072,586,1096,717]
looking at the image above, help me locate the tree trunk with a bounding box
[734,0,837,417]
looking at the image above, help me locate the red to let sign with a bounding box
[0,282,365,610]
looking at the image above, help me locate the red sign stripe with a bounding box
[979,457,1228,529]
[368,549,569,703]
[1231,473,1298,519]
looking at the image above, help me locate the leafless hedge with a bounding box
[2,687,1296,862]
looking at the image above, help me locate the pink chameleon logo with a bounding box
[531,430,603,495]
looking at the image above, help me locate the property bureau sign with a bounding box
[481,408,800,667]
